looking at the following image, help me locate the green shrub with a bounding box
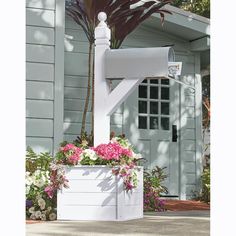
[144,166,168,211]
[201,167,210,203]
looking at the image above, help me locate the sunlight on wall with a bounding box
[34,30,49,44]
[27,0,55,9]
[157,141,169,153]
[64,37,74,51]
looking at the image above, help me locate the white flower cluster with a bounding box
[81,149,98,161]
[28,204,56,221]
[26,170,50,190]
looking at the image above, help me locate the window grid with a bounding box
[138,78,170,130]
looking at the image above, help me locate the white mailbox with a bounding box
[105,47,175,78]
[94,12,182,146]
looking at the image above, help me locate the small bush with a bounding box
[25,147,57,221]
[201,167,210,203]
[144,166,168,211]
[192,166,210,203]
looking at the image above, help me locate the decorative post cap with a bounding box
[98,12,107,24]
[95,12,110,46]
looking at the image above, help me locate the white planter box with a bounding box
[57,165,143,221]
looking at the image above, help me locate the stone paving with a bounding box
[26,210,210,236]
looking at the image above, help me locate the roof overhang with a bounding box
[140,3,210,50]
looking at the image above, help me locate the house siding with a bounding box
[26,0,65,154]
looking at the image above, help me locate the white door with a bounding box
[124,78,180,196]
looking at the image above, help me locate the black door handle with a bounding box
[172,125,178,142]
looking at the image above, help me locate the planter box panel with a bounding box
[63,179,117,193]
[57,205,117,221]
[125,192,142,206]
[58,192,116,206]
[121,205,143,220]
[58,166,143,221]
[66,167,114,180]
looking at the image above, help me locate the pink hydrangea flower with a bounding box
[121,148,133,157]
[60,143,76,152]
[93,142,133,160]
[68,154,80,165]
[59,143,83,165]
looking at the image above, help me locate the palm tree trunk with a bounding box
[91,50,95,145]
[80,42,94,136]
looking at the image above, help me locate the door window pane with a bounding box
[142,79,148,83]
[150,87,158,99]
[150,79,159,84]
[161,102,169,115]
[138,116,147,129]
[161,117,169,130]
[161,79,169,85]
[161,87,169,100]
[139,86,147,98]
[139,101,147,113]
[150,102,158,114]
[150,117,159,129]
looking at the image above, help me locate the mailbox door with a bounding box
[124,78,180,197]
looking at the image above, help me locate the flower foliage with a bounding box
[26,148,57,221]
[144,166,168,211]
[42,136,143,201]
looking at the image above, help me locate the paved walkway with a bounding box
[26,210,210,236]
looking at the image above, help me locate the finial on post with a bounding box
[95,12,110,46]
[98,12,107,26]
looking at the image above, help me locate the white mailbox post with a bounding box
[94,12,182,146]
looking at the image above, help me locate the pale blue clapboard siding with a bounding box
[64,39,90,54]
[185,174,196,184]
[26,8,55,27]
[184,95,195,107]
[26,0,55,10]
[64,75,89,88]
[182,140,196,151]
[186,184,196,196]
[182,129,195,140]
[182,151,196,162]
[64,98,123,114]
[64,99,91,112]
[65,29,88,42]
[64,87,90,99]
[64,124,123,142]
[185,162,196,172]
[184,118,195,129]
[26,100,54,118]
[64,123,123,136]
[186,107,195,118]
[26,62,54,82]
[26,118,54,137]
[26,137,53,153]
[26,26,55,45]
[26,44,54,63]
[179,65,199,198]
[26,2,56,154]
[65,52,88,76]
[64,111,123,125]
[26,81,54,100]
